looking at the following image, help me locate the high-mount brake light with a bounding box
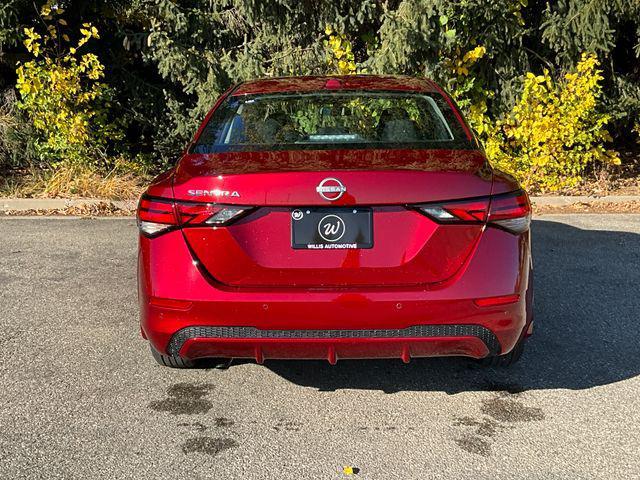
[137,196,251,237]
[324,78,342,89]
[415,190,531,234]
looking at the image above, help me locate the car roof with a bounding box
[232,75,440,96]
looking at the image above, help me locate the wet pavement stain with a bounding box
[178,418,234,432]
[149,383,214,415]
[455,416,501,437]
[214,417,234,428]
[454,393,544,457]
[273,419,302,432]
[455,436,491,457]
[181,437,238,456]
[481,397,545,423]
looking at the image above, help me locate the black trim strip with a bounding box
[191,140,476,154]
[167,324,501,357]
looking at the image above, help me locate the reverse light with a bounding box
[137,195,251,237]
[176,202,250,225]
[420,206,455,220]
[417,197,490,223]
[138,220,174,236]
[206,206,248,224]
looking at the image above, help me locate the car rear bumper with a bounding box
[177,334,496,363]
[139,227,532,362]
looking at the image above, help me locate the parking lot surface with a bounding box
[0,215,639,479]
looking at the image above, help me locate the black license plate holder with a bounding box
[291,207,373,250]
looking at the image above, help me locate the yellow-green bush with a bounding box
[15,2,121,169]
[313,31,619,194]
[445,45,494,139]
[324,26,357,75]
[483,53,620,192]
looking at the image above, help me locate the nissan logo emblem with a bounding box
[316,178,346,201]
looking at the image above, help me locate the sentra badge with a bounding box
[187,189,240,197]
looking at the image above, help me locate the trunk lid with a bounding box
[173,148,491,288]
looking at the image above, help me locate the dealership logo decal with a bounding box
[316,178,346,201]
[187,189,240,197]
[318,215,346,242]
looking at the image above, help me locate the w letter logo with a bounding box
[318,215,346,242]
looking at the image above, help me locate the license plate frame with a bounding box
[290,207,373,250]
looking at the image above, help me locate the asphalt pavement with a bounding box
[0,215,639,479]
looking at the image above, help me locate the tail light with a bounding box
[137,196,251,237]
[417,197,489,223]
[137,197,177,236]
[415,190,530,234]
[487,190,531,234]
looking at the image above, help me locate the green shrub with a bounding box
[1,0,638,191]
[0,88,35,172]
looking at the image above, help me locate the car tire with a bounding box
[480,334,526,367]
[150,345,196,368]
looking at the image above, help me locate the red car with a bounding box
[137,75,533,368]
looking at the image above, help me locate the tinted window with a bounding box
[193,92,471,153]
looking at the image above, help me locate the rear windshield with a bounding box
[192,91,471,153]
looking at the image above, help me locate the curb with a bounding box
[530,195,640,207]
[1,195,639,213]
[1,198,137,212]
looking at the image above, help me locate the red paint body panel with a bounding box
[491,170,522,195]
[232,75,438,96]
[138,227,531,360]
[137,75,533,363]
[181,209,483,287]
[173,150,490,205]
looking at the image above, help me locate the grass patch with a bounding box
[0,164,146,200]
[1,201,136,217]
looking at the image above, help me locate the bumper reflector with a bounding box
[149,297,193,311]
[473,294,520,307]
